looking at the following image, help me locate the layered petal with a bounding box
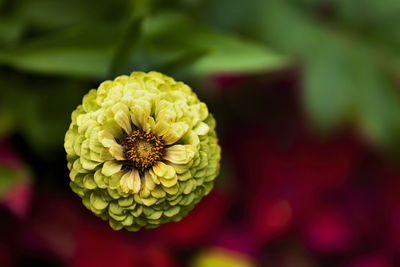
[64,71,221,231]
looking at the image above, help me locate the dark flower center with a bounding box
[122,130,164,172]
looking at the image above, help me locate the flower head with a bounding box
[64,71,221,231]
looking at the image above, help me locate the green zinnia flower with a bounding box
[64,71,221,231]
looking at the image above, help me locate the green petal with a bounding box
[120,169,141,194]
[147,210,162,220]
[90,191,108,210]
[83,174,97,189]
[164,145,190,164]
[151,186,166,198]
[130,205,143,217]
[109,201,123,215]
[193,122,210,136]
[162,122,189,145]
[80,157,101,170]
[109,219,124,230]
[164,205,180,217]
[70,182,85,197]
[177,171,192,181]
[94,169,107,188]
[102,160,122,176]
[183,179,195,194]
[141,197,158,206]
[108,144,126,160]
[114,110,132,135]
[121,215,134,226]
[162,184,179,195]
[152,161,176,179]
[118,196,134,207]
[160,176,178,188]
[98,130,117,148]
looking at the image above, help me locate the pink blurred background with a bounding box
[2,71,400,266]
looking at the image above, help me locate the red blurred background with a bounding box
[2,70,400,266]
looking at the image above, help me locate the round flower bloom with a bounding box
[64,71,221,231]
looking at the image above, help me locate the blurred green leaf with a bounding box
[0,48,113,78]
[0,16,26,47]
[1,0,399,153]
[0,22,127,78]
[158,47,211,75]
[206,0,400,147]
[303,43,353,131]
[110,18,143,76]
[0,106,15,136]
[18,80,92,155]
[0,70,91,155]
[17,0,132,31]
[353,52,400,147]
[0,165,18,195]
[336,0,400,25]
[305,40,400,146]
[189,33,287,76]
[140,12,287,77]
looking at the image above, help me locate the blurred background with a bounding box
[1,0,400,266]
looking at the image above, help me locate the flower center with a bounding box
[122,130,164,172]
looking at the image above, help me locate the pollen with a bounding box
[122,129,165,172]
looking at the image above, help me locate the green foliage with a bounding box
[0,0,399,156]
[202,0,400,148]
[140,12,287,77]
[0,22,124,78]
[0,165,18,195]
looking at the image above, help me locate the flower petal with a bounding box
[162,122,189,145]
[143,171,156,191]
[193,122,210,136]
[160,176,178,187]
[114,110,132,134]
[164,145,190,164]
[120,169,141,194]
[148,169,160,184]
[130,100,151,131]
[102,160,122,176]
[153,119,171,137]
[132,170,141,193]
[102,119,123,138]
[80,157,101,170]
[152,161,168,177]
[152,161,176,179]
[90,191,108,210]
[98,130,117,148]
[109,144,126,160]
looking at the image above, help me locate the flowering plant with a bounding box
[64,71,221,231]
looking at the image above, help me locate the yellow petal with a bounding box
[109,144,126,160]
[163,164,176,179]
[143,172,156,191]
[98,130,117,148]
[153,119,171,137]
[193,122,209,136]
[164,145,189,164]
[148,169,160,184]
[152,161,168,177]
[111,103,129,115]
[132,169,141,193]
[102,160,122,176]
[162,122,189,145]
[114,110,132,134]
[130,100,151,130]
[160,176,178,187]
[120,169,141,194]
